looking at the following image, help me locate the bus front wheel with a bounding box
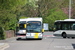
[62,33,66,38]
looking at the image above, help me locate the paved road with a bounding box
[0,32,75,50]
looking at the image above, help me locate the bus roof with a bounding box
[19,19,27,22]
[55,19,75,22]
[27,18,42,22]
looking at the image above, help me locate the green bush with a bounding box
[0,26,6,40]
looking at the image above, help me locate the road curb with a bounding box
[0,43,9,50]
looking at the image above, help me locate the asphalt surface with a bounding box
[0,43,9,50]
[0,31,75,50]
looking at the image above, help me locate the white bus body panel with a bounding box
[54,30,75,37]
[19,19,27,22]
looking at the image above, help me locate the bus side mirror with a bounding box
[42,29,44,33]
[24,24,26,28]
[53,28,55,32]
[17,24,19,27]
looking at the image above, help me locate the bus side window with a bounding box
[72,24,75,30]
[63,24,68,30]
[73,25,75,30]
[57,24,61,30]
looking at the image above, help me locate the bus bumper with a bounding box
[16,35,26,39]
[16,34,26,39]
[26,36,43,39]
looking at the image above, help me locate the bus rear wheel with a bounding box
[62,33,66,38]
[16,38,21,40]
[71,37,75,39]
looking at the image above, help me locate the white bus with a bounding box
[26,18,44,40]
[16,19,27,39]
[53,19,75,38]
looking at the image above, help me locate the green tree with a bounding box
[43,8,68,30]
[0,0,27,10]
[0,0,27,30]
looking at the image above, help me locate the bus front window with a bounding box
[27,21,42,33]
[19,21,26,30]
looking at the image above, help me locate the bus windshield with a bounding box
[27,21,42,33]
[19,21,26,30]
[54,21,75,31]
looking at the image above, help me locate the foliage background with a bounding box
[0,0,75,31]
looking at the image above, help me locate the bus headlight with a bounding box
[39,33,42,36]
[26,33,30,36]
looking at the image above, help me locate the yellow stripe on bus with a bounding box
[34,33,39,38]
[24,24,26,28]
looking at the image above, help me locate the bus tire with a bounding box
[71,37,75,39]
[16,38,21,40]
[26,38,28,40]
[62,33,66,38]
[67,37,70,38]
